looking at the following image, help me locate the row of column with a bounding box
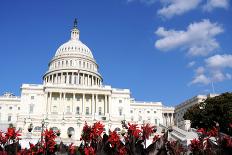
[44,72,102,86]
[46,92,110,116]
[163,113,173,127]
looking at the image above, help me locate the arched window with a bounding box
[76,106,80,115]
[70,60,72,66]
[98,107,102,115]
[86,107,89,115]
[67,127,75,137]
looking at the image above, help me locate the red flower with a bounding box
[190,138,203,151]
[118,145,127,155]
[91,121,104,140]
[207,127,218,137]
[0,131,7,145]
[5,127,21,140]
[43,129,57,153]
[81,122,92,143]
[197,128,206,135]
[69,143,76,154]
[128,123,141,139]
[141,124,154,140]
[108,131,120,148]
[84,146,95,155]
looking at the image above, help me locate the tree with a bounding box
[184,92,232,135]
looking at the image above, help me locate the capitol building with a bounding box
[0,20,174,142]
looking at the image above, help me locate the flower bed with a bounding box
[0,122,232,154]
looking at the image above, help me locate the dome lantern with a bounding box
[71,18,80,40]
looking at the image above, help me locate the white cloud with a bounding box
[203,0,229,11]
[155,19,223,56]
[191,74,210,85]
[190,66,210,85]
[190,54,232,85]
[157,0,202,18]
[205,54,232,68]
[187,61,196,67]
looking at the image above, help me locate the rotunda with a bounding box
[43,19,103,87]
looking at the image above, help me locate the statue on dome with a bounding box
[73,18,77,28]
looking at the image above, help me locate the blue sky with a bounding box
[0,0,231,106]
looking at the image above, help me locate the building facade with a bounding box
[174,94,218,130]
[0,20,174,142]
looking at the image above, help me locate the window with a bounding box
[31,96,34,100]
[18,107,20,110]
[76,106,80,114]
[0,106,1,110]
[154,111,156,114]
[9,106,12,110]
[119,100,122,103]
[8,115,12,122]
[155,119,157,124]
[29,104,34,113]
[119,108,123,116]
[147,111,150,114]
[86,107,89,115]
[130,110,133,113]
[98,107,102,115]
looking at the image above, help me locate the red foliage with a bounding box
[190,138,203,151]
[81,122,92,143]
[68,143,76,154]
[5,127,21,141]
[84,146,95,155]
[128,123,141,139]
[91,121,104,141]
[141,123,154,140]
[118,145,127,155]
[108,131,120,148]
[43,129,57,153]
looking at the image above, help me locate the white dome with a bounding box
[55,39,93,58]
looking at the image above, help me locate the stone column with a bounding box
[91,75,93,86]
[45,93,48,114]
[82,94,85,114]
[71,72,74,84]
[108,96,111,114]
[92,94,94,115]
[67,73,69,84]
[49,92,52,113]
[72,93,75,114]
[107,95,109,113]
[51,75,54,84]
[96,94,98,113]
[59,93,62,114]
[104,95,107,115]
[77,72,80,85]
[63,93,66,113]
